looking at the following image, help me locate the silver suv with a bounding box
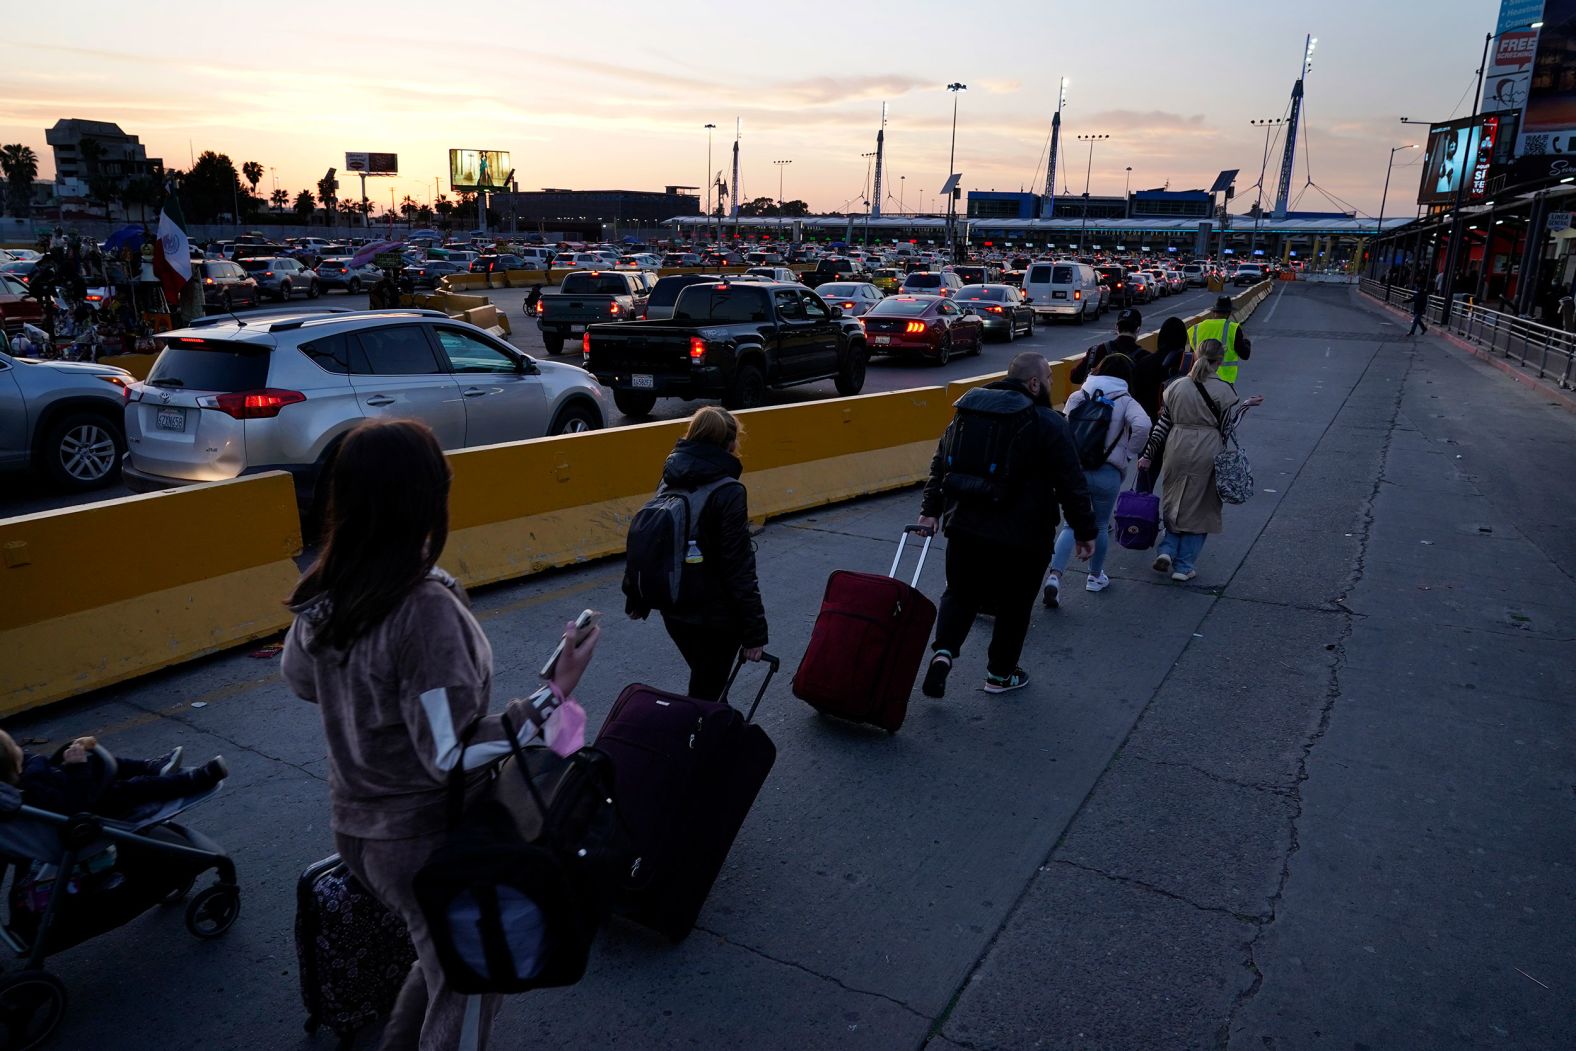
[122,309,608,509]
[0,347,131,490]
[238,257,321,301]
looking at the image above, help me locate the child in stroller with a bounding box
[0,731,228,818]
[0,737,239,1051]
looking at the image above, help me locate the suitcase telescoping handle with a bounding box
[720,650,780,723]
[889,525,933,588]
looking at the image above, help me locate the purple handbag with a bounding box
[1114,485,1160,550]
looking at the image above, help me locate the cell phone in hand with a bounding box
[539,608,601,680]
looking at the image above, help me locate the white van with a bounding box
[1024,260,1102,323]
[517,246,556,268]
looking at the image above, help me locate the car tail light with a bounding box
[1073,289,1082,300]
[905,321,927,334]
[842,302,855,309]
[582,331,592,356]
[264,271,274,277]
[212,388,305,419]
[204,278,214,285]
[689,337,707,363]
[535,300,545,316]
[987,305,1004,314]
[609,302,621,316]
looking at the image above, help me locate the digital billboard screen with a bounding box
[449,149,511,191]
[1419,116,1498,206]
[345,152,397,174]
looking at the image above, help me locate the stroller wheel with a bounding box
[0,970,66,1051]
[185,885,241,939]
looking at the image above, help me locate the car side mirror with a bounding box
[515,355,539,375]
[830,306,844,318]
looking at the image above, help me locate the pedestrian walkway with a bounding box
[15,284,1574,1048]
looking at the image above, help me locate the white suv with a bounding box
[122,309,608,511]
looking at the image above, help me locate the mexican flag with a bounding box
[154,191,192,305]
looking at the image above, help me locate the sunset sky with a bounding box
[4,0,1494,218]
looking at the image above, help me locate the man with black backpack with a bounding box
[916,352,1097,696]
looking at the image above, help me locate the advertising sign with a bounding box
[449,149,511,191]
[1547,210,1573,230]
[1497,0,1545,34]
[1485,29,1540,113]
[1518,0,1576,156]
[1419,116,1498,206]
[345,152,398,174]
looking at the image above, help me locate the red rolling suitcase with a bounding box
[792,526,937,733]
[593,654,778,942]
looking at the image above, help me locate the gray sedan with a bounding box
[0,347,131,490]
[815,281,886,317]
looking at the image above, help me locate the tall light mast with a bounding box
[730,118,741,222]
[1043,77,1067,218]
[1272,35,1315,220]
[871,103,887,219]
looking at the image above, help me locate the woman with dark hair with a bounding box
[282,418,598,1051]
[625,406,767,700]
[1043,353,1152,606]
[1156,316,1191,379]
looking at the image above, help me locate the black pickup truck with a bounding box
[537,270,652,355]
[584,280,869,416]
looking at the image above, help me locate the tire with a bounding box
[40,412,123,491]
[276,281,291,302]
[347,278,361,295]
[549,401,602,435]
[934,336,952,367]
[542,334,565,356]
[834,344,867,396]
[723,362,767,409]
[185,884,241,939]
[613,390,657,417]
[220,292,233,312]
[306,280,321,299]
[1026,314,1036,337]
[1004,318,1016,343]
[0,970,67,1051]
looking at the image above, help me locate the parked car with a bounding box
[122,309,608,514]
[0,274,44,336]
[584,280,867,416]
[861,294,984,365]
[813,282,886,317]
[0,345,131,490]
[954,284,1035,341]
[537,270,651,355]
[898,271,964,298]
[314,258,381,294]
[1023,261,1102,323]
[237,257,321,301]
[190,260,262,311]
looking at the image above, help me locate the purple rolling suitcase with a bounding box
[593,653,778,941]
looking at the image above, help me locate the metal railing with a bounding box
[1359,278,1576,390]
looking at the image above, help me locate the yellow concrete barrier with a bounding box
[441,386,952,589]
[0,473,303,714]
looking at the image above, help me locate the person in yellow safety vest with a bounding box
[1187,295,1253,384]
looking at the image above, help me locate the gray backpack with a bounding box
[623,476,740,611]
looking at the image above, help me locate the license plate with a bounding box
[156,408,186,432]
[632,374,655,389]
[872,335,891,344]
[569,325,585,334]
[1053,291,1067,299]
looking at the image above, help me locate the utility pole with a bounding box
[704,123,716,247]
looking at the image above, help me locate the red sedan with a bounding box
[0,274,42,337]
[860,294,984,366]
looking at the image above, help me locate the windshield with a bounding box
[957,286,1005,300]
[818,283,863,297]
[1051,265,1076,284]
[672,284,771,322]
[148,339,270,392]
[648,277,709,307]
[560,273,631,295]
[238,259,275,271]
[904,273,941,288]
[869,298,933,316]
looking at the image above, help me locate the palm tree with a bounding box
[241,161,263,194]
[270,188,289,213]
[0,144,40,217]
[400,194,418,220]
[293,189,316,222]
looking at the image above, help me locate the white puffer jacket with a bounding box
[1064,375,1153,473]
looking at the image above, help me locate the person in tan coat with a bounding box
[1136,339,1263,581]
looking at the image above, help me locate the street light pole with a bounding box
[1250,117,1286,258]
[946,82,966,261]
[900,175,906,214]
[1076,133,1109,254]
[705,123,716,247]
[1375,144,1417,281]
[1124,166,1132,218]
[774,159,792,209]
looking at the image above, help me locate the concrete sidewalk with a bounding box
[12,284,1574,1049]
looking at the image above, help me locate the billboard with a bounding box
[1419,116,1499,206]
[1484,28,1540,113]
[449,149,511,191]
[1519,0,1576,156]
[345,152,397,174]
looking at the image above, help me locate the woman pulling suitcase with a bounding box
[624,406,768,699]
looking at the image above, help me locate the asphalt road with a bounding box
[0,282,1224,519]
[14,284,1575,1048]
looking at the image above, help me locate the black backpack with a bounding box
[941,387,1038,504]
[1066,389,1128,470]
[624,476,740,611]
[413,711,633,994]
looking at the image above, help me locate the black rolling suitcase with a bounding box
[296,854,417,1050]
[593,653,778,941]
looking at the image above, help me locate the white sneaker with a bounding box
[1171,569,1197,582]
[1085,573,1110,593]
[1152,554,1173,574]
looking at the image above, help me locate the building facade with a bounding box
[44,119,162,219]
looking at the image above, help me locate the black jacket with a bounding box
[17,754,99,814]
[627,439,768,647]
[1129,347,1168,422]
[1071,333,1142,385]
[921,379,1097,556]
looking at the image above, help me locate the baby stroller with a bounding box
[0,744,239,1050]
